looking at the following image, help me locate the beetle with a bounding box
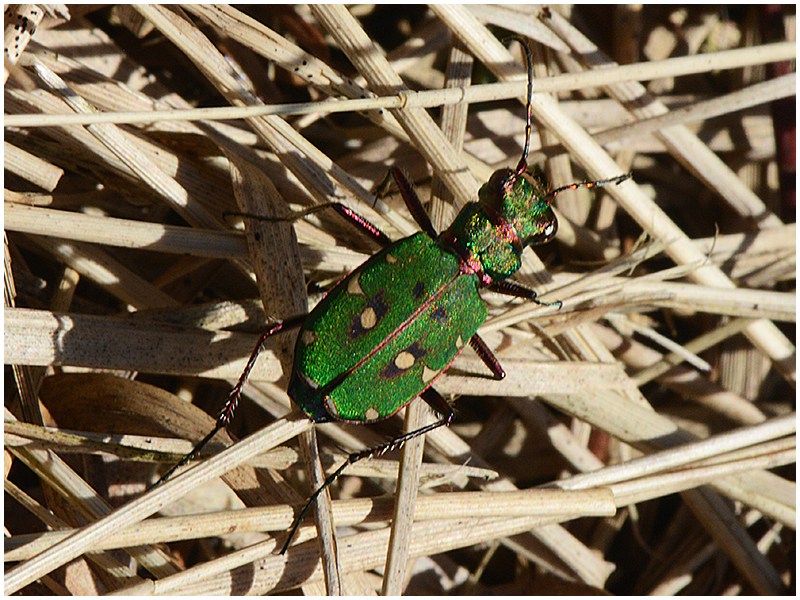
[157,42,630,554]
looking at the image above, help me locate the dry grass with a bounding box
[4,4,795,595]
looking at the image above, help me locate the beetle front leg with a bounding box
[487,279,562,309]
[388,167,439,239]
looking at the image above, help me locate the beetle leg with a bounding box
[154,314,307,487]
[468,334,506,380]
[487,279,563,309]
[228,202,394,247]
[280,388,454,554]
[389,167,439,239]
[327,202,393,246]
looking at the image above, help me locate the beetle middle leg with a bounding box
[468,334,506,380]
[230,164,444,251]
[228,201,394,248]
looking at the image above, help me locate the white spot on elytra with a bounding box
[385,253,397,264]
[348,274,364,295]
[302,372,320,390]
[365,407,379,420]
[324,395,339,418]
[422,366,437,383]
[302,330,317,345]
[394,351,415,370]
[361,307,377,329]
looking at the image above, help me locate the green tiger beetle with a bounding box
[157,43,630,554]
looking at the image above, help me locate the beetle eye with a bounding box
[530,218,558,246]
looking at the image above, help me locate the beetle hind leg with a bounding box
[153,314,307,487]
[280,387,454,554]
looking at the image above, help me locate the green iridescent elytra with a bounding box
[288,168,556,425]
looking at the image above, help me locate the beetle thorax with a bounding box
[440,168,559,283]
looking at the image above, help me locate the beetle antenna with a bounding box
[514,39,534,178]
[545,173,631,204]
